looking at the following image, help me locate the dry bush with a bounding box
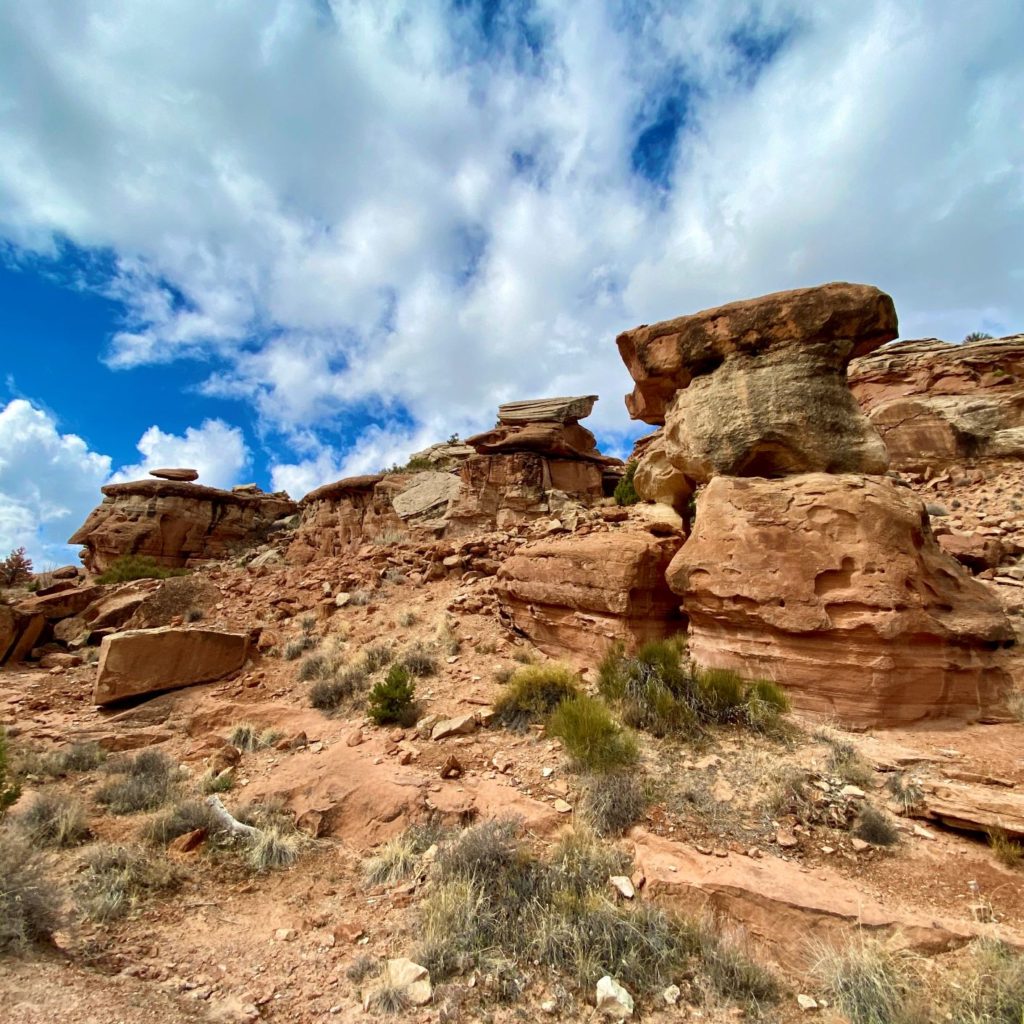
[579,772,649,836]
[364,642,394,671]
[95,749,178,814]
[400,643,438,678]
[143,799,219,845]
[822,737,875,788]
[310,663,370,713]
[75,844,180,922]
[228,723,281,752]
[950,939,1024,1023]
[855,806,900,847]
[398,611,418,628]
[493,663,580,731]
[989,828,1024,868]
[0,831,63,950]
[245,826,301,872]
[17,791,90,847]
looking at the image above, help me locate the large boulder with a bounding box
[69,480,297,573]
[850,334,1024,470]
[495,530,685,661]
[497,395,598,424]
[669,474,1014,726]
[94,627,249,705]
[616,284,895,503]
[390,471,461,523]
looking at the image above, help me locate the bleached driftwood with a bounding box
[205,795,260,840]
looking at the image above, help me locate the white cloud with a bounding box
[0,399,111,567]
[0,0,1020,471]
[109,419,251,490]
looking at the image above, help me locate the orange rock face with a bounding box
[495,529,685,661]
[69,480,297,573]
[669,474,1014,726]
[94,626,250,705]
[850,334,1024,470]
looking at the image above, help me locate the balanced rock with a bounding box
[497,395,597,425]
[69,480,296,573]
[495,529,685,661]
[669,474,1013,726]
[94,626,249,705]
[850,334,1024,470]
[617,283,895,503]
[149,467,199,482]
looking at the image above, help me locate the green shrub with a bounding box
[493,664,580,731]
[95,749,178,814]
[95,555,188,584]
[17,791,90,847]
[0,831,63,950]
[964,331,994,343]
[367,665,417,726]
[547,695,639,773]
[614,462,640,506]
[75,844,180,922]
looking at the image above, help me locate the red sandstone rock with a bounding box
[94,626,250,705]
[669,474,1013,726]
[150,467,199,482]
[69,480,296,573]
[495,529,685,661]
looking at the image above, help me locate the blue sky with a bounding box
[0,0,1022,566]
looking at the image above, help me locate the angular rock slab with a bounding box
[496,529,685,662]
[150,467,199,481]
[497,395,597,424]
[669,474,1014,726]
[912,779,1024,839]
[616,284,895,501]
[94,627,249,705]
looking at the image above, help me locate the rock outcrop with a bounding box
[70,481,297,573]
[94,626,249,705]
[495,529,685,660]
[617,283,895,504]
[150,467,199,482]
[850,334,1024,470]
[669,474,1014,725]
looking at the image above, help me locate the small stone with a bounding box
[541,999,557,1014]
[274,928,298,942]
[596,976,634,1019]
[384,958,432,1006]
[345,729,363,747]
[912,824,936,840]
[431,713,478,741]
[851,838,870,852]
[840,785,867,799]
[541,767,554,778]
[553,798,572,814]
[796,994,819,1011]
[663,985,681,1006]
[608,876,635,899]
[440,755,463,780]
[776,829,799,849]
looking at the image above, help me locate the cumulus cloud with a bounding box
[0,399,111,566]
[109,420,251,490]
[0,0,1021,501]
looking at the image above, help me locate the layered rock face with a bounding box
[670,475,1013,725]
[617,283,895,505]
[495,530,685,661]
[850,335,1024,470]
[70,481,297,573]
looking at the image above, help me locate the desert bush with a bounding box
[1,546,33,585]
[493,663,580,731]
[283,632,317,660]
[0,831,63,950]
[989,827,1024,868]
[813,937,924,1024]
[547,695,639,774]
[348,589,372,606]
[822,737,875,788]
[185,606,204,622]
[855,806,900,847]
[74,843,180,922]
[579,772,649,836]
[364,642,394,671]
[17,791,90,847]
[398,611,418,628]
[416,819,776,1008]
[298,653,331,682]
[95,555,188,584]
[200,768,235,794]
[143,799,219,845]
[964,331,994,343]
[59,742,106,773]
[400,643,438,678]
[310,663,370,713]
[494,665,515,684]
[0,727,21,815]
[245,825,301,872]
[614,462,639,506]
[345,954,380,983]
[227,722,280,752]
[367,664,417,726]
[363,822,446,887]
[950,939,1024,1023]
[512,648,535,664]
[368,985,409,1013]
[95,749,178,814]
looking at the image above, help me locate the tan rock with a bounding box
[149,468,199,482]
[495,529,685,662]
[938,532,1005,572]
[913,779,1024,839]
[391,471,461,522]
[94,627,249,705]
[384,958,431,1006]
[0,604,16,662]
[15,585,103,620]
[670,474,1013,726]
[498,395,598,424]
[430,714,478,740]
[69,480,295,573]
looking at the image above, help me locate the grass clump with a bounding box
[398,611,418,628]
[17,791,90,847]
[200,769,235,794]
[598,640,788,739]
[854,806,899,847]
[364,642,394,671]
[364,823,445,887]
[989,827,1024,868]
[367,664,417,726]
[493,664,580,731]
[614,461,639,506]
[75,844,180,922]
[813,938,924,1024]
[95,555,188,584]
[95,749,178,815]
[885,773,924,814]
[245,826,301,872]
[310,664,370,713]
[0,831,63,951]
[950,939,1024,1023]
[579,772,650,836]
[400,643,438,678]
[416,819,776,1010]
[368,985,409,1014]
[547,695,639,774]
[297,653,331,681]
[228,722,280,752]
[822,736,875,788]
[143,799,219,845]
[0,727,21,815]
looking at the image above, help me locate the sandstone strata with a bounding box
[150,467,199,482]
[70,481,296,573]
[669,474,1013,725]
[495,529,685,660]
[94,626,249,705]
[617,283,894,504]
[850,334,1024,470]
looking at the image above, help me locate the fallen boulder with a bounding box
[94,627,249,705]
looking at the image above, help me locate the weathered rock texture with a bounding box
[497,395,597,424]
[616,283,895,506]
[150,467,199,482]
[496,530,685,660]
[94,626,249,705]
[850,334,1024,470]
[669,474,1014,725]
[70,481,297,573]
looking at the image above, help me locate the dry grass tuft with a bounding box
[0,831,63,950]
[75,843,181,922]
[17,791,90,847]
[95,749,178,814]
